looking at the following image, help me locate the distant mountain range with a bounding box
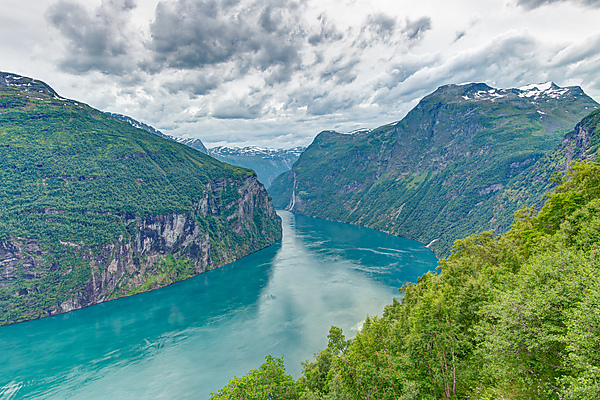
[209,146,305,188]
[269,82,600,256]
[108,113,304,188]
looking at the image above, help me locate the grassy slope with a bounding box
[0,84,252,242]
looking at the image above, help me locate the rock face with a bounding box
[0,71,281,325]
[0,174,280,324]
[270,82,599,256]
[558,108,600,164]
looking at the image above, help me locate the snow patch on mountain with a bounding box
[519,82,553,92]
[459,82,574,102]
[209,145,305,158]
[518,82,570,100]
[462,88,508,101]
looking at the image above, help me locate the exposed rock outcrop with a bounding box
[0,175,281,323]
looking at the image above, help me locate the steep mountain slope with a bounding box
[217,155,600,399]
[210,146,305,188]
[0,72,281,325]
[109,112,209,154]
[485,107,600,227]
[270,82,599,256]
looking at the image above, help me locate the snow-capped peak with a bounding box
[517,82,570,99]
[209,145,306,158]
[518,82,554,92]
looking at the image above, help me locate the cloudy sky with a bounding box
[2,0,600,148]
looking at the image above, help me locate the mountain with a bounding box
[269,82,599,256]
[108,112,173,140]
[177,137,209,154]
[108,112,209,154]
[0,72,282,326]
[209,146,305,188]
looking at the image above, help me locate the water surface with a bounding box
[0,211,437,399]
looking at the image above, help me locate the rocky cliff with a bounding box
[1,174,279,320]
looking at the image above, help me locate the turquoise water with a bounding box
[0,211,437,399]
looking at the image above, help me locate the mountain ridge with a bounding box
[108,112,210,154]
[108,112,304,188]
[270,82,599,256]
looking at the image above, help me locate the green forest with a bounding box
[212,158,600,399]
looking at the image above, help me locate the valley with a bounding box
[2,71,600,400]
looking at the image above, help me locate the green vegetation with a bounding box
[270,83,599,257]
[218,158,600,399]
[110,254,196,298]
[0,74,282,326]
[210,356,300,400]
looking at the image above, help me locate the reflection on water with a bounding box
[0,211,437,399]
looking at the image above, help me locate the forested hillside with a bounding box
[270,82,599,256]
[212,155,600,399]
[0,72,282,325]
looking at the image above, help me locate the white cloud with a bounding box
[0,0,599,147]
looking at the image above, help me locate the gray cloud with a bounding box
[35,0,600,149]
[164,73,221,96]
[46,0,138,74]
[320,57,359,85]
[549,33,600,94]
[379,57,438,89]
[147,0,303,80]
[259,6,279,33]
[442,34,540,84]
[550,33,600,68]
[307,14,343,45]
[368,13,397,38]
[372,33,540,108]
[211,97,264,119]
[454,31,466,42]
[306,94,357,116]
[402,17,432,41]
[354,13,431,49]
[284,85,361,117]
[517,0,600,9]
